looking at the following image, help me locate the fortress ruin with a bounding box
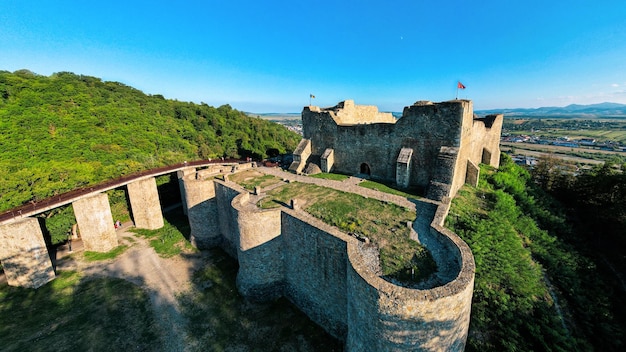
[290,99,503,201]
[0,99,504,351]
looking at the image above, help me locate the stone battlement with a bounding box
[309,99,396,125]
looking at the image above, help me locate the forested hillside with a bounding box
[447,155,625,351]
[0,70,300,211]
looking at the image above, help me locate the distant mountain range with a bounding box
[476,102,626,118]
[252,102,626,120]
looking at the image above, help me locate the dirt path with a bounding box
[56,225,206,351]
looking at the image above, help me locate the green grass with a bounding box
[83,245,129,261]
[358,180,421,199]
[259,182,436,283]
[0,271,162,352]
[131,218,196,258]
[309,172,350,181]
[229,169,283,190]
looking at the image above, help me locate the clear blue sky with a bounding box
[1,0,626,112]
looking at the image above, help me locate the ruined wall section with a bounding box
[334,123,398,178]
[207,174,474,350]
[332,100,395,125]
[300,99,494,200]
[398,101,467,192]
[470,114,504,168]
[434,100,474,199]
[303,100,469,190]
[281,210,351,340]
[183,174,220,249]
[214,181,244,258]
[346,199,475,351]
[232,192,284,301]
[302,106,339,157]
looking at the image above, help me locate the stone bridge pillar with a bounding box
[127,177,164,230]
[0,217,55,288]
[72,193,118,252]
[177,167,196,215]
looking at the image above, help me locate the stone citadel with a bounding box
[290,99,503,201]
[0,99,503,351]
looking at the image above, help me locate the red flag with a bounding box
[457,81,466,89]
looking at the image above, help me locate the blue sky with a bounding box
[1,0,626,112]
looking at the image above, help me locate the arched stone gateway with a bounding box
[359,163,371,175]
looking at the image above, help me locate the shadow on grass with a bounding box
[178,248,343,352]
[1,209,342,351]
[0,271,163,352]
[162,206,191,242]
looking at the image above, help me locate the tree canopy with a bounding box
[0,70,300,211]
[447,155,625,351]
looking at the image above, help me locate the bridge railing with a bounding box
[0,159,241,223]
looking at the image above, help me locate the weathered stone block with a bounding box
[177,167,196,215]
[321,148,335,173]
[0,217,55,288]
[396,147,413,189]
[466,159,480,187]
[183,177,220,249]
[127,177,164,230]
[72,193,118,252]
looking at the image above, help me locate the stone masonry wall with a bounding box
[281,210,350,340]
[232,191,285,301]
[301,100,502,201]
[333,100,395,125]
[345,200,475,351]
[214,181,243,258]
[302,100,468,191]
[204,177,474,350]
[126,177,164,230]
[183,174,220,249]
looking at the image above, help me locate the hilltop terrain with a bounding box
[0,70,301,211]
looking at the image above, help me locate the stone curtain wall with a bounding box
[470,114,503,168]
[345,200,474,351]
[182,174,221,248]
[203,179,474,350]
[214,181,243,258]
[281,211,350,340]
[302,101,469,191]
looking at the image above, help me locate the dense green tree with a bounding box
[447,155,624,351]
[0,70,300,212]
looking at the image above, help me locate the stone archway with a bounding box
[360,163,371,175]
